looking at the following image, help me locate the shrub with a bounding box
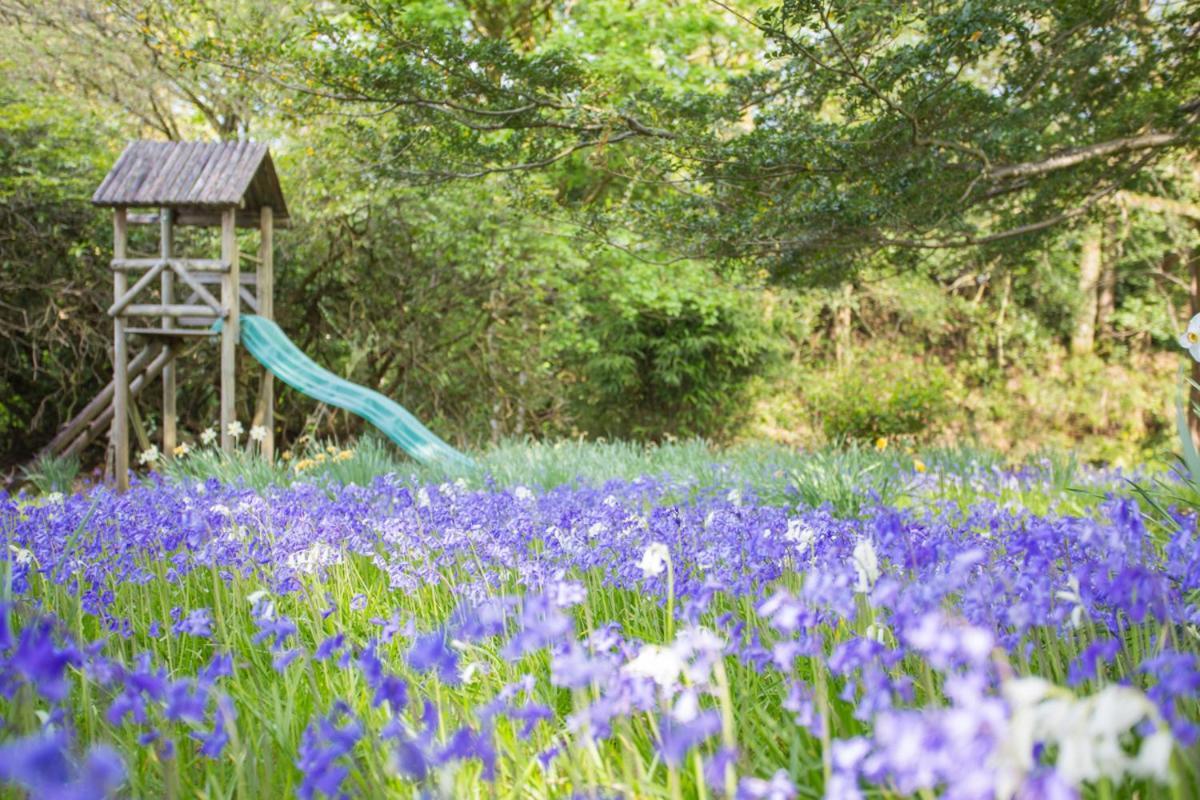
[811,356,951,442]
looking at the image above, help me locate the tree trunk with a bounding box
[833,283,853,366]
[1096,218,1121,343]
[1071,225,1103,355]
[1188,247,1200,445]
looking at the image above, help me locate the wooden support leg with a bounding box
[160,208,176,457]
[220,209,240,452]
[259,206,274,461]
[112,209,130,491]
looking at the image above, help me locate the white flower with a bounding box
[513,485,534,502]
[416,487,431,509]
[460,662,483,683]
[623,644,686,689]
[9,545,33,566]
[285,541,342,574]
[726,488,742,506]
[784,518,816,552]
[199,427,217,445]
[226,420,244,439]
[672,688,701,722]
[1055,575,1086,628]
[1179,313,1200,361]
[851,538,880,592]
[249,425,267,442]
[246,589,271,606]
[638,542,670,578]
[45,492,64,505]
[137,445,160,466]
[998,677,1174,795]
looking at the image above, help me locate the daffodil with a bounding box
[874,437,888,451]
[1179,313,1200,361]
[226,420,244,439]
[249,425,267,442]
[138,445,160,465]
[173,442,190,457]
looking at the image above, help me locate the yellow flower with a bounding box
[913,459,927,473]
[326,445,338,454]
[281,450,293,462]
[874,437,888,452]
[314,453,327,464]
[173,443,191,457]
[335,450,353,462]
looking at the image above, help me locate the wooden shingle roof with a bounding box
[92,141,288,224]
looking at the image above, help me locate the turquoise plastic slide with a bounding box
[229,315,471,466]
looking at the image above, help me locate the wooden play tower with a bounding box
[41,141,289,490]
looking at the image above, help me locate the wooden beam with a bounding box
[112,209,130,491]
[168,260,224,313]
[239,286,259,313]
[160,208,176,459]
[259,206,275,461]
[107,259,167,317]
[121,304,221,318]
[186,272,257,286]
[39,344,162,459]
[220,209,239,453]
[125,327,215,338]
[112,258,228,272]
[127,210,290,229]
[66,345,176,459]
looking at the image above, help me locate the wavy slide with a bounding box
[231,315,471,466]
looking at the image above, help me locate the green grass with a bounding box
[155,436,1149,520]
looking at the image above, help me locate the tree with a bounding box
[215,0,1199,281]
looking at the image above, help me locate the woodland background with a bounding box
[1,0,1198,473]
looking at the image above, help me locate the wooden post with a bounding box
[160,208,176,458]
[112,209,130,491]
[258,206,275,461]
[220,209,239,452]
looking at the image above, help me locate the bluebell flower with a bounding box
[272,647,303,672]
[199,652,234,685]
[0,732,125,799]
[297,701,362,800]
[314,633,345,661]
[408,630,459,684]
[658,708,721,767]
[193,694,236,759]
[9,618,81,702]
[171,607,213,638]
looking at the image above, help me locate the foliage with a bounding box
[0,87,114,469]
[0,2,1198,472]
[559,259,778,440]
[810,353,952,442]
[18,453,80,495]
[205,0,1200,273]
